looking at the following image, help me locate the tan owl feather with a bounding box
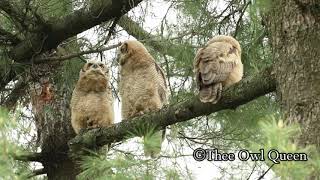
[194,35,243,103]
[118,40,168,157]
[71,60,114,134]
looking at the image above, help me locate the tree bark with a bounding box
[269,0,320,148]
[30,72,79,179]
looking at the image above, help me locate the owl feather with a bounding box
[118,40,168,158]
[70,60,114,134]
[194,35,243,103]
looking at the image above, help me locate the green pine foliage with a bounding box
[0,108,32,179]
[250,118,320,178]
[0,0,318,179]
[78,152,181,180]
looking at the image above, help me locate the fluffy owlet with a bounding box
[118,40,168,157]
[194,35,243,103]
[70,60,114,134]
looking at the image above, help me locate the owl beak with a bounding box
[92,64,98,69]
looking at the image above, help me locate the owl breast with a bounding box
[119,66,161,119]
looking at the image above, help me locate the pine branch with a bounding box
[12,152,43,162]
[34,43,122,64]
[9,0,144,63]
[118,15,182,58]
[1,0,143,90]
[234,1,251,37]
[1,76,29,109]
[0,26,20,45]
[69,66,275,151]
[0,1,25,26]
[104,17,121,45]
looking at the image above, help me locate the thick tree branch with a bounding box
[9,0,143,63]
[69,66,275,151]
[1,75,29,109]
[12,152,43,162]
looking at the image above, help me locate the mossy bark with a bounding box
[269,0,320,147]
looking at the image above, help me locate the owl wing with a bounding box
[194,43,238,104]
[195,45,237,87]
[194,48,204,88]
[155,62,168,104]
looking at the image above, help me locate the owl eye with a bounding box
[99,64,104,68]
[203,59,211,63]
[228,46,237,55]
[88,63,93,67]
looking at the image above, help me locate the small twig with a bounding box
[257,163,275,180]
[246,162,257,180]
[234,1,251,37]
[104,17,120,45]
[162,54,174,95]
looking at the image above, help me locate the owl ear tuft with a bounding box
[121,42,128,53]
[79,67,85,77]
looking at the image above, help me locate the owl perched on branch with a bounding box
[194,35,243,104]
[118,40,168,158]
[70,60,114,134]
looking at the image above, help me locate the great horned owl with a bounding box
[70,60,114,134]
[194,35,243,103]
[118,40,168,157]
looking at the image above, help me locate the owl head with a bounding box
[80,59,109,77]
[193,35,241,72]
[117,40,151,66]
[77,59,109,92]
[206,35,241,56]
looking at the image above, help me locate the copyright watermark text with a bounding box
[193,148,308,164]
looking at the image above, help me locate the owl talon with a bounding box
[87,124,100,130]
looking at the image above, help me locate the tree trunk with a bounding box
[40,82,79,180]
[30,61,81,179]
[269,0,320,147]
